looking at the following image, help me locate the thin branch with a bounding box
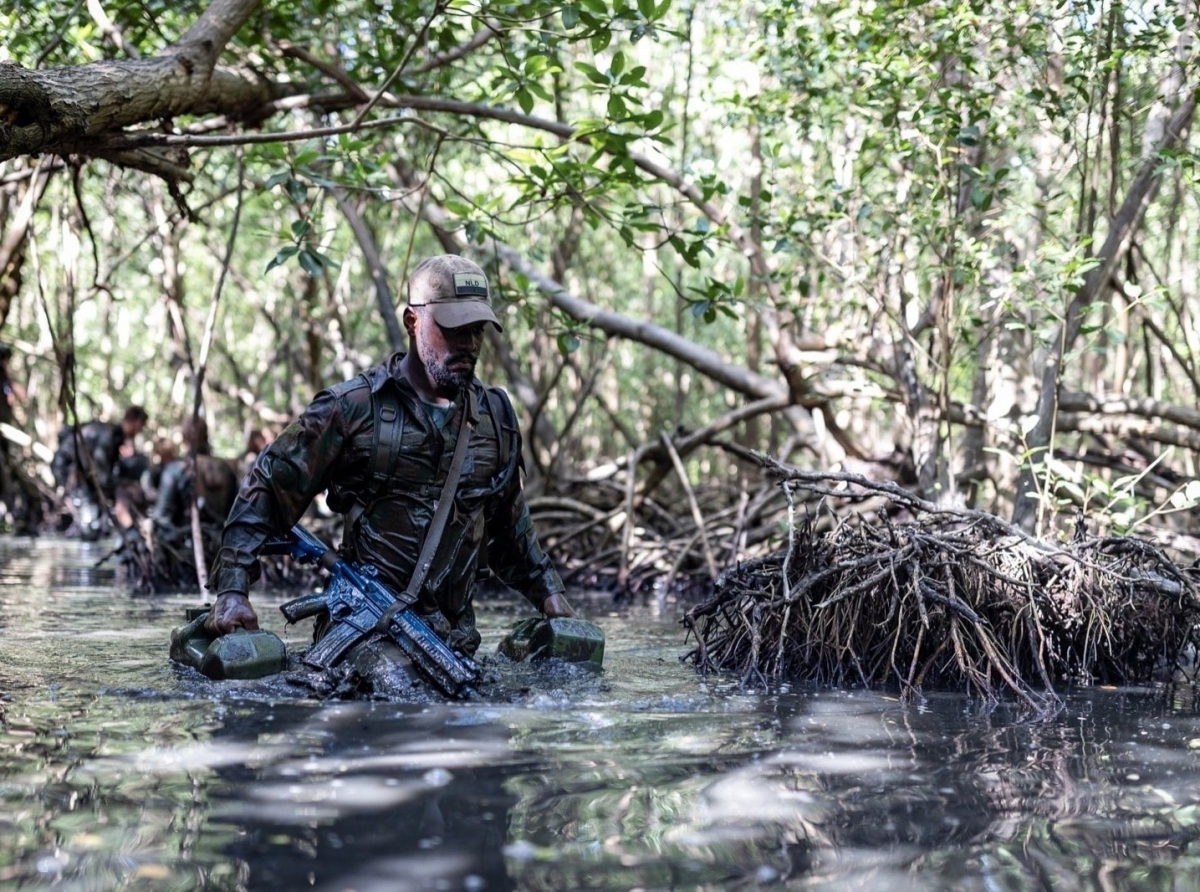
[189,148,245,588]
[407,18,503,75]
[34,0,87,67]
[351,0,449,127]
[276,41,366,99]
[661,431,718,580]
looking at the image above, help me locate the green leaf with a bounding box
[293,147,321,167]
[637,0,655,16]
[562,3,580,28]
[607,93,627,118]
[309,249,341,271]
[624,65,647,85]
[290,219,311,239]
[524,54,548,77]
[265,244,299,272]
[298,249,322,277]
[527,80,554,102]
[556,333,581,354]
[516,87,534,114]
[286,178,308,204]
[575,61,609,85]
[302,173,340,190]
[264,171,290,189]
[610,51,625,78]
[591,30,612,52]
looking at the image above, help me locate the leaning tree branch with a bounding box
[276,41,367,101]
[406,18,503,75]
[72,80,820,394]
[1057,393,1200,432]
[386,166,791,403]
[329,188,404,350]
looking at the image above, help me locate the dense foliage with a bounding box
[1,0,1198,555]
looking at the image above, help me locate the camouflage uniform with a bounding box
[209,352,564,656]
[52,420,125,497]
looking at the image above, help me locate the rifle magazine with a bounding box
[303,621,367,670]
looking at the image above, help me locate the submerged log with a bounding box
[683,454,1200,714]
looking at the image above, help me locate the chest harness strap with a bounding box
[344,377,404,534]
[374,398,472,633]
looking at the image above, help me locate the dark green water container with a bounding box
[169,610,287,680]
[498,617,605,670]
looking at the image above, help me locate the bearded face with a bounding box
[413,311,482,396]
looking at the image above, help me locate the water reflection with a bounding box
[4,537,1200,889]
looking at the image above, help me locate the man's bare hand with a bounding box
[205,592,259,635]
[541,592,576,619]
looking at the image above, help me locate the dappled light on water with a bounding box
[6,538,1200,889]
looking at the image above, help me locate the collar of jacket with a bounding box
[368,351,481,426]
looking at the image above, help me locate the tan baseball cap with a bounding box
[406,255,502,332]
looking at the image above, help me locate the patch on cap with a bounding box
[453,272,489,298]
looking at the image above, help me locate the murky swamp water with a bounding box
[5,537,1200,890]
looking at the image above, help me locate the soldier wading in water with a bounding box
[205,255,576,693]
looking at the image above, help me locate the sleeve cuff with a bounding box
[208,554,252,596]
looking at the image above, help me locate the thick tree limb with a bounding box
[0,0,272,162]
[1057,413,1200,451]
[0,161,52,328]
[1058,393,1200,432]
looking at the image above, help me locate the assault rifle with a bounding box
[262,524,479,698]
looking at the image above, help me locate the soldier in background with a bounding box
[240,428,271,479]
[51,405,148,540]
[150,415,239,586]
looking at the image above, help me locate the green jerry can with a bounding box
[169,608,287,680]
[498,617,605,670]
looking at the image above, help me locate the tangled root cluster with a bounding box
[683,457,1200,715]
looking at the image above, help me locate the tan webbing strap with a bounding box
[374,398,471,633]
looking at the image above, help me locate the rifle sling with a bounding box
[374,398,471,634]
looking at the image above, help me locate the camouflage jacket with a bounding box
[153,455,241,531]
[51,420,124,495]
[209,352,564,654]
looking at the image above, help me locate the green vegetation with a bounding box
[1,0,1198,556]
